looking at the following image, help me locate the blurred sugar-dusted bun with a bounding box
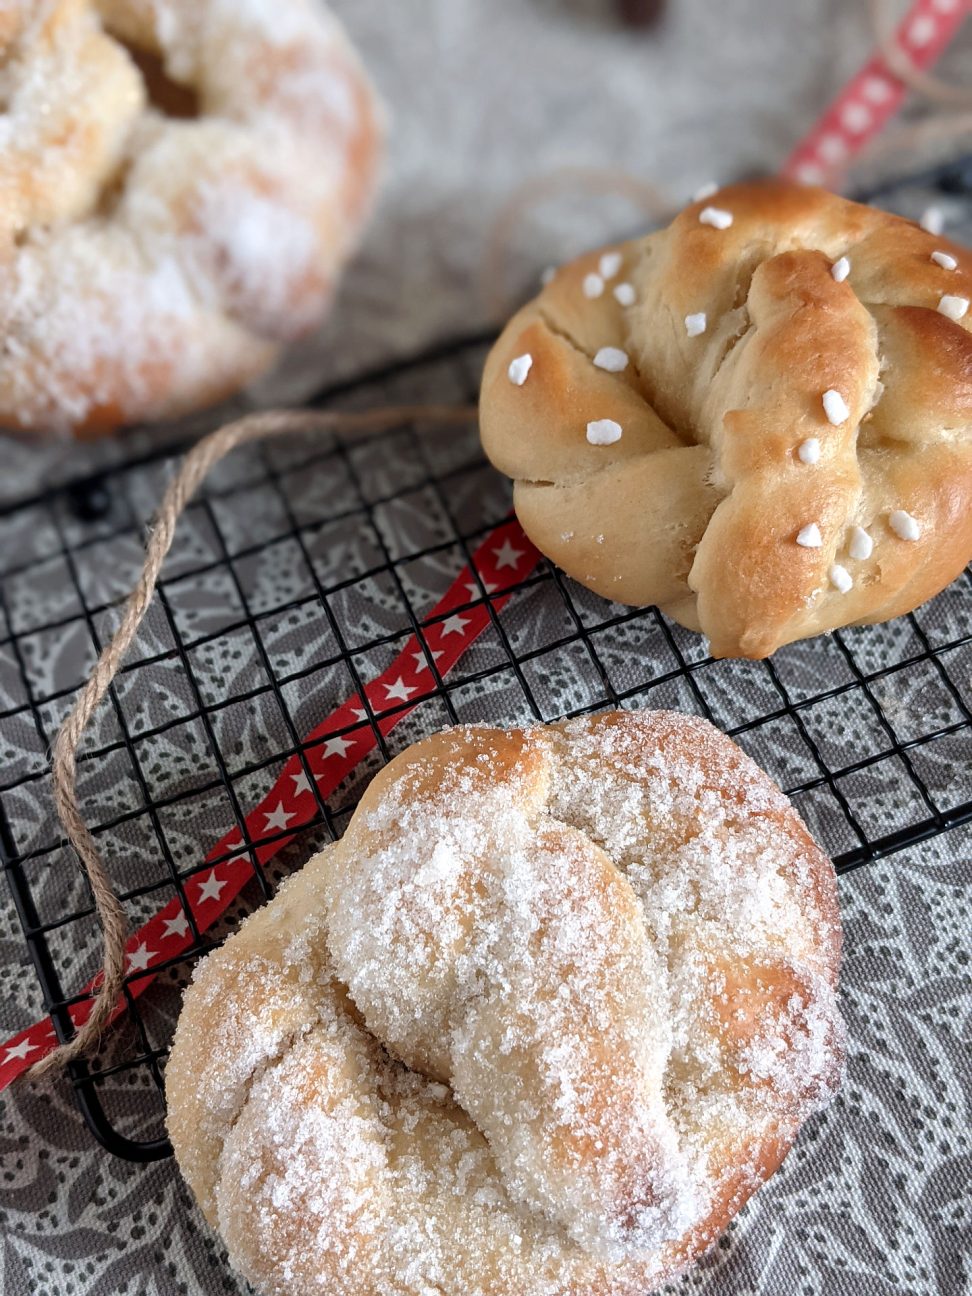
[166,709,844,1296]
[0,0,382,437]
[481,180,972,658]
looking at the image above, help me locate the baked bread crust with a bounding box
[166,710,843,1296]
[480,180,972,657]
[0,0,381,436]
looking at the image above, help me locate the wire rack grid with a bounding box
[1,169,972,1163]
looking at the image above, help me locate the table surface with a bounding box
[1,2,971,1294]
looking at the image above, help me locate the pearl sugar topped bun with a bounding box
[480,180,972,658]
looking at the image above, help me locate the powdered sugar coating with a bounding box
[167,711,844,1296]
[0,0,381,434]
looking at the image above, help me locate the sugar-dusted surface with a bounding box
[0,0,381,433]
[167,710,843,1296]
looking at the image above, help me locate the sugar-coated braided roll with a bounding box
[0,0,382,435]
[167,709,844,1296]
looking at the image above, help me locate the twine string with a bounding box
[852,108,972,177]
[30,405,477,1080]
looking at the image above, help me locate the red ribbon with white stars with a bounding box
[0,522,539,1089]
[783,0,968,185]
[2,0,967,1090]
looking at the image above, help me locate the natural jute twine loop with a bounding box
[30,404,477,1080]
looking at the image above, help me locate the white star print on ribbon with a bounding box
[126,944,155,973]
[3,1038,37,1064]
[161,911,190,940]
[196,870,228,904]
[438,614,469,637]
[263,801,297,833]
[384,677,417,703]
[493,539,524,570]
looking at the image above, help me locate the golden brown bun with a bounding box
[480,180,972,657]
[0,0,382,436]
[166,709,843,1296]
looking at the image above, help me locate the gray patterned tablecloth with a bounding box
[2,1,972,1294]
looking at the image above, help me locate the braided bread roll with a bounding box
[0,0,381,436]
[480,180,972,658]
[167,710,844,1296]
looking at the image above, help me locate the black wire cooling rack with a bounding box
[1,162,971,1162]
